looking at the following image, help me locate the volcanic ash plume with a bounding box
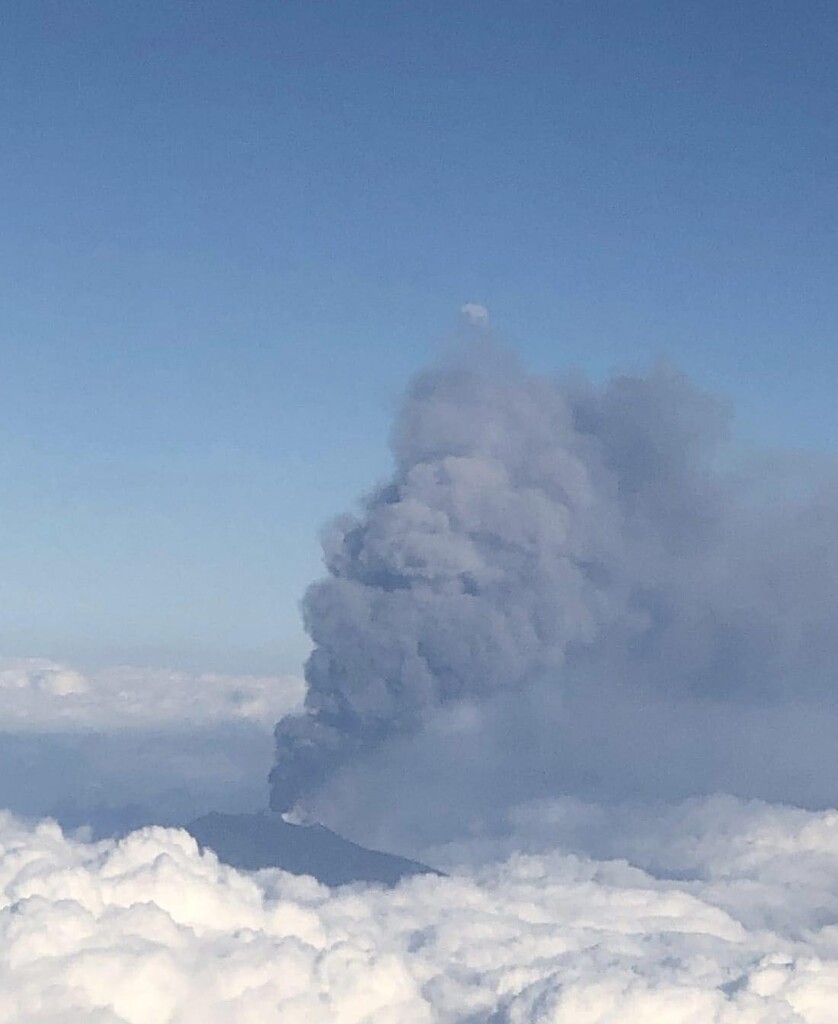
[271,351,838,817]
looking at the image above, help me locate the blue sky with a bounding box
[2,0,836,674]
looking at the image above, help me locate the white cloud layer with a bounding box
[2,798,838,1022]
[0,658,305,731]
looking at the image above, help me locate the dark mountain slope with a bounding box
[186,811,439,886]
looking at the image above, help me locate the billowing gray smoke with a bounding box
[271,354,838,814]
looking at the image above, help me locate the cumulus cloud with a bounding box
[271,355,838,823]
[459,302,490,326]
[0,658,305,731]
[1,800,838,1022]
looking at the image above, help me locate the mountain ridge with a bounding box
[186,810,440,886]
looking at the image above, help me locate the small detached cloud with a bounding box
[1,798,838,1022]
[0,658,305,732]
[459,302,490,326]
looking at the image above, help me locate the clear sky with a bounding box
[2,0,836,674]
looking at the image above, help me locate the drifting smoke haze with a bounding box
[272,351,838,843]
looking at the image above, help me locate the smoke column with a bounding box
[271,352,838,814]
